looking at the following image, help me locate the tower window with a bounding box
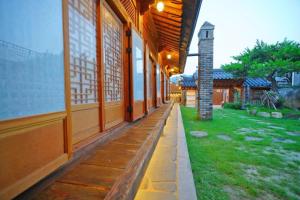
[206,31,209,38]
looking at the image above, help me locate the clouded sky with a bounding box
[184,0,300,75]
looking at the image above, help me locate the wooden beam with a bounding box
[151,10,182,21]
[152,13,182,24]
[62,0,73,157]
[156,29,181,38]
[154,22,181,32]
[157,28,180,36]
[151,15,182,27]
[159,37,180,43]
[153,19,181,29]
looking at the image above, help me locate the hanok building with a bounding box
[0,0,201,199]
[180,69,271,107]
[169,83,182,102]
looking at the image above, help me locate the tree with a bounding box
[222,39,300,90]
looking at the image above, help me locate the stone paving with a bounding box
[190,130,208,138]
[245,136,263,141]
[217,134,232,141]
[135,104,197,200]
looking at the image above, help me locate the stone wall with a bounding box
[279,88,300,109]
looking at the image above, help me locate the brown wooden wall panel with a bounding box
[0,119,66,199]
[213,89,224,105]
[132,100,145,121]
[156,97,161,107]
[71,105,100,144]
[147,99,154,111]
[104,102,125,130]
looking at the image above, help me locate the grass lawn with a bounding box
[181,106,300,200]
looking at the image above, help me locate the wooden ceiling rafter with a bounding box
[159,38,179,49]
[159,35,180,42]
[155,22,181,32]
[153,22,181,32]
[159,9,182,17]
[149,0,183,59]
[156,30,180,39]
[159,44,179,51]
[144,0,202,76]
[159,42,179,49]
[164,2,182,10]
[160,39,180,44]
[152,17,181,26]
[151,14,182,24]
[151,15,182,27]
[160,43,179,48]
[159,45,179,52]
[152,11,182,21]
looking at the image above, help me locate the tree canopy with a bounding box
[221,39,300,81]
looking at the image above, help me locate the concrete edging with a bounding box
[177,105,197,200]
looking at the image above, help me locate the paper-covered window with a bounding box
[0,0,65,120]
[132,29,144,101]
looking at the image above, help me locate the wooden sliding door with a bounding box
[102,1,125,129]
[131,27,145,120]
[152,63,157,108]
[147,57,155,111]
[69,0,100,144]
[144,44,157,112]
[156,64,161,106]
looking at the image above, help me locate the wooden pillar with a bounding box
[195,88,199,111]
[229,87,234,102]
[241,86,246,109]
[245,85,250,104]
[181,90,186,106]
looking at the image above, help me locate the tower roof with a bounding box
[201,21,215,30]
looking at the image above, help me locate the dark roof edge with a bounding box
[179,0,203,73]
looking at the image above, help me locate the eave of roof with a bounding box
[143,0,202,77]
[244,78,272,88]
[180,70,272,89]
[179,0,203,73]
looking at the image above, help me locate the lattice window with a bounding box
[103,3,123,102]
[69,0,98,105]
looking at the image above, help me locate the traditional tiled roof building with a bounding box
[179,69,271,106]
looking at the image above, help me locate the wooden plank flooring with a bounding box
[30,103,172,200]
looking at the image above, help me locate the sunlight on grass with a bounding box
[181,106,300,200]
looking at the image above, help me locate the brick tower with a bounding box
[197,21,214,120]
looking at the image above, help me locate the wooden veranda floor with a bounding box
[21,103,173,200]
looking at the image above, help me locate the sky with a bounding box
[184,0,300,75]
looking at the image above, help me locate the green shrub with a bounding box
[247,104,300,116]
[223,102,242,110]
[275,96,285,108]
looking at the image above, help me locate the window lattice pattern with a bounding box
[103,4,123,102]
[69,0,98,105]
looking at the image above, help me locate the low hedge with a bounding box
[223,102,242,110]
